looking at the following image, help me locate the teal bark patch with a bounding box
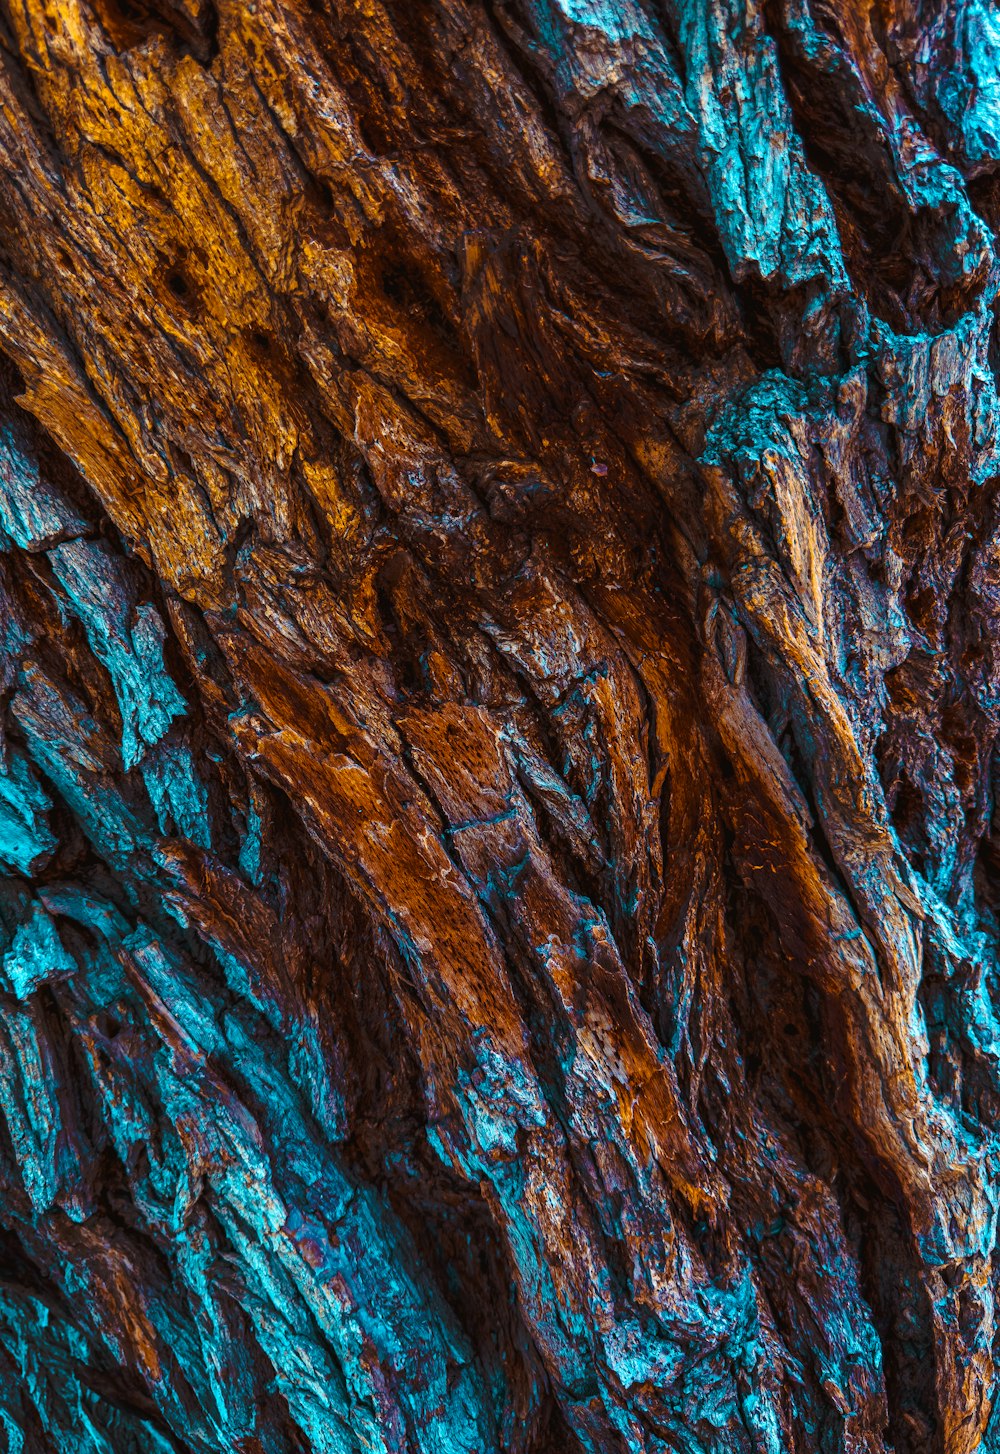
[2,904,75,1000]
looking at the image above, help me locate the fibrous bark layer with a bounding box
[0,2,997,1451]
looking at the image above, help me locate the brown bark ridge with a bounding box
[0,1,996,1451]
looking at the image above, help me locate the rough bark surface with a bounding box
[0,1,997,1451]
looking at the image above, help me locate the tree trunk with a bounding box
[0,1,996,1450]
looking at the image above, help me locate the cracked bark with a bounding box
[0,1,997,1451]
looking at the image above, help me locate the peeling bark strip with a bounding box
[0,0,997,1451]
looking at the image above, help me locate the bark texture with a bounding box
[0,1,997,1451]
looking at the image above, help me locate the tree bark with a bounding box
[0,1,996,1451]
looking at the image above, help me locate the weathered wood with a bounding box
[0,1,996,1450]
